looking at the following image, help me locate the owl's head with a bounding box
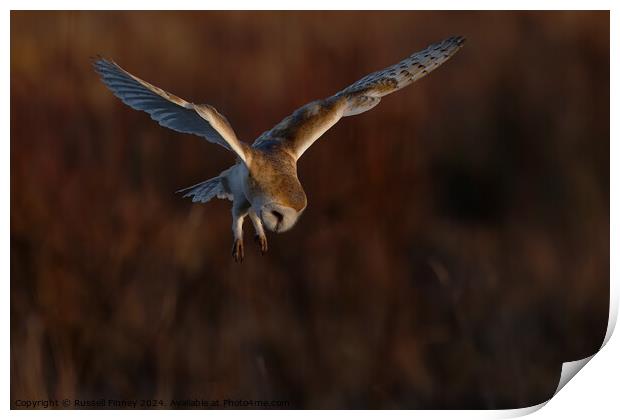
[260,202,303,233]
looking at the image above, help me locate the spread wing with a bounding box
[94,59,249,164]
[253,36,466,160]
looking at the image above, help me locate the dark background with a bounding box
[11,11,609,409]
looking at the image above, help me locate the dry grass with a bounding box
[11,11,609,409]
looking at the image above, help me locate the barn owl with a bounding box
[94,35,465,262]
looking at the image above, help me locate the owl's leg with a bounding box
[249,209,268,255]
[231,204,249,263]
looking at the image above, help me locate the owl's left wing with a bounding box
[253,36,465,159]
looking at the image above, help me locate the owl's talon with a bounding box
[232,239,244,263]
[254,234,268,255]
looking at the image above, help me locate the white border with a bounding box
[4,2,616,419]
[2,1,617,10]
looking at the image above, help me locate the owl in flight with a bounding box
[95,35,465,262]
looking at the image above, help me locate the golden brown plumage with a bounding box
[94,35,466,261]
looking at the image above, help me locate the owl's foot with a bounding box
[232,238,244,263]
[254,234,268,255]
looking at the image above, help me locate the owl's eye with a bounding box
[271,210,283,222]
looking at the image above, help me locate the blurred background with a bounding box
[11,11,609,409]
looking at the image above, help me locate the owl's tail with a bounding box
[176,176,232,203]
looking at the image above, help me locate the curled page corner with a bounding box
[498,288,618,418]
[496,354,601,418]
[553,355,595,396]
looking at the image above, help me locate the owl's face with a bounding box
[260,202,302,233]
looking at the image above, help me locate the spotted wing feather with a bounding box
[339,35,466,111]
[254,36,465,159]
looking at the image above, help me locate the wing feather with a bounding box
[94,58,248,164]
[254,36,465,159]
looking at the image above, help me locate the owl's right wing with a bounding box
[253,36,465,160]
[94,58,249,164]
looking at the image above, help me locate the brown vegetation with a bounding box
[11,11,609,408]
